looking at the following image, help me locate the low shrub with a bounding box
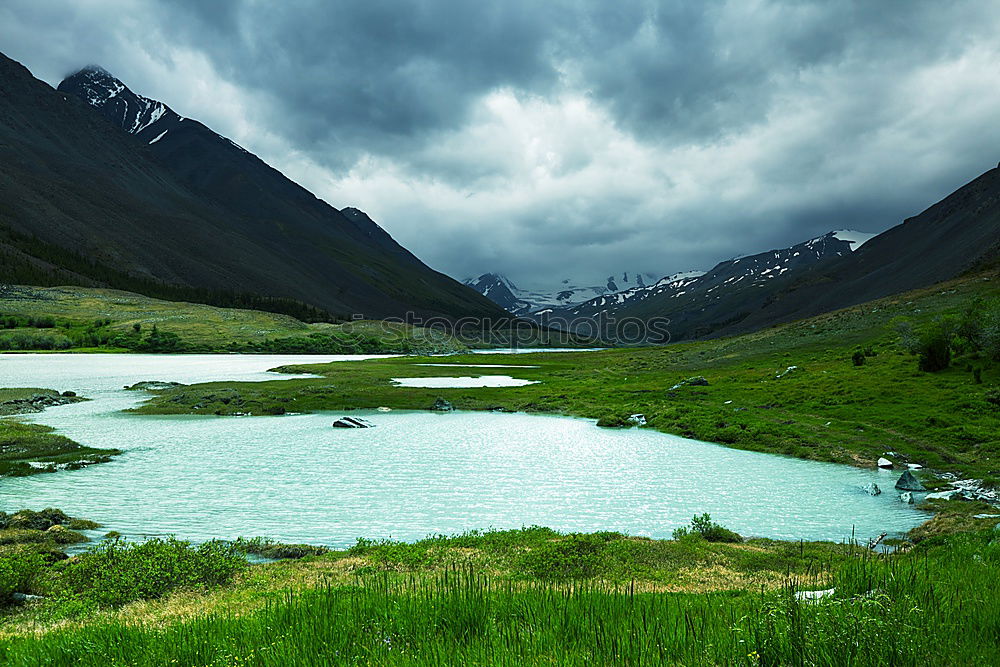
[917,330,951,372]
[672,513,742,543]
[516,532,622,579]
[53,538,247,607]
[0,549,46,602]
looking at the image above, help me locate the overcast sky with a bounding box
[3,1,1000,288]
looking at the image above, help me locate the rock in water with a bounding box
[124,381,185,391]
[899,492,914,504]
[431,397,454,412]
[862,482,882,496]
[877,457,893,468]
[332,417,375,428]
[895,470,926,491]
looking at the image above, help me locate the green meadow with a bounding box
[0,285,468,354]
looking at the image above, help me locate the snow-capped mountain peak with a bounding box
[61,66,173,137]
[68,65,124,106]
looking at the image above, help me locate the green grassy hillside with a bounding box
[0,285,468,354]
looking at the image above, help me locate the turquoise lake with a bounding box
[0,354,927,546]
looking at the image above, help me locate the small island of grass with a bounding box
[0,388,120,476]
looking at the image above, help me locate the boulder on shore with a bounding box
[877,457,893,469]
[668,376,709,391]
[925,490,960,501]
[895,470,926,491]
[431,397,454,412]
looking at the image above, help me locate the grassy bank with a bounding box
[0,421,119,477]
[0,285,469,354]
[1,519,999,665]
[0,388,119,477]
[136,271,1000,484]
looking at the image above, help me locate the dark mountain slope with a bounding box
[720,164,1000,335]
[463,274,532,315]
[0,54,503,320]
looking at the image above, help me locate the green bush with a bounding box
[672,513,742,543]
[53,538,246,607]
[516,533,620,579]
[852,348,866,366]
[0,549,45,602]
[917,329,952,372]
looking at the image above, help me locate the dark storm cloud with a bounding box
[154,0,567,164]
[2,1,1000,286]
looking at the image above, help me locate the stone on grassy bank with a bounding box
[669,376,709,391]
[895,470,926,491]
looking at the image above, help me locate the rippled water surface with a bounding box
[0,354,926,546]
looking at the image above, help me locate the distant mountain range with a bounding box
[462,271,658,316]
[468,173,1000,343]
[467,230,873,322]
[0,54,505,321]
[548,230,875,325]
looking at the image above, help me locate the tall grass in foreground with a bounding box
[3,532,999,666]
